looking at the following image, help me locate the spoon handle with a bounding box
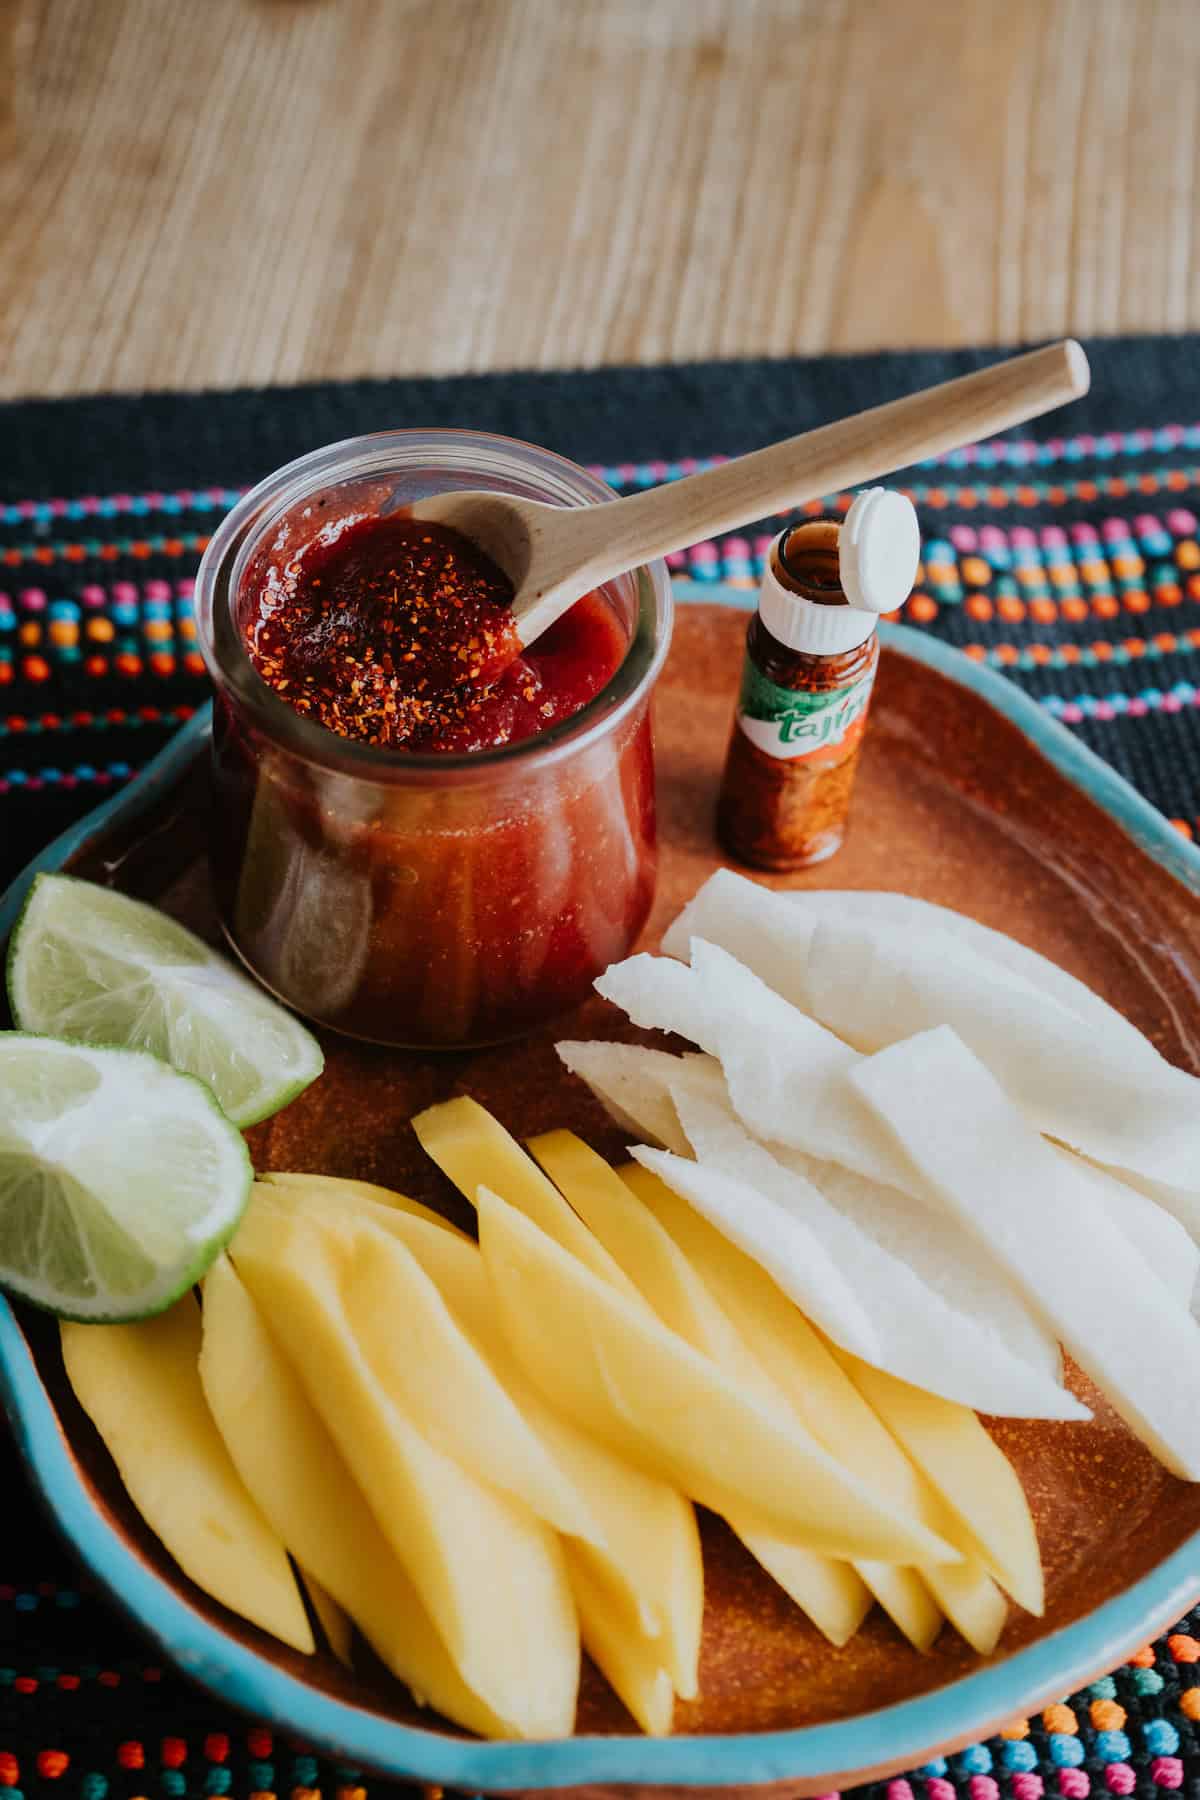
[531,341,1089,621]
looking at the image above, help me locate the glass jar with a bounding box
[194,430,673,1049]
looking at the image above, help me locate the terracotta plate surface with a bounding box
[3,603,1200,1794]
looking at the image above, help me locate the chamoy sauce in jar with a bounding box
[717,490,920,870]
[244,515,626,753]
[196,433,672,1051]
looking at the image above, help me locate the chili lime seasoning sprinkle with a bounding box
[246,517,524,749]
[717,491,919,869]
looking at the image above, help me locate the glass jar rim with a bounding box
[193,427,674,782]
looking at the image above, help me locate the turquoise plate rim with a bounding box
[2,595,1200,1790]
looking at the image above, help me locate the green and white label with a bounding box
[735,660,877,761]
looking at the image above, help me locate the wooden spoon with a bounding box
[413,340,1089,647]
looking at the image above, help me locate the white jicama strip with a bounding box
[627,1145,881,1364]
[788,887,1166,1065]
[808,919,1200,1236]
[597,944,912,1192]
[661,869,821,1008]
[1049,1148,1200,1314]
[852,1027,1200,1480]
[557,1041,693,1155]
[663,869,1161,1070]
[660,899,1196,1313]
[776,1147,1062,1387]
[646,1087,1085,1421]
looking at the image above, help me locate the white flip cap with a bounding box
[759,488,920,655]
[839,487,921,615]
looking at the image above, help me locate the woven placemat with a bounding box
[2,338,1199,1798]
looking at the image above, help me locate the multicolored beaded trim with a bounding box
[2,1591,1199,1799]
[0,581,203,687]
[2,424,1198,530]
[5,509,1200,684]
[3,438,1200,835]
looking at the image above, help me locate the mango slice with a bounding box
[252,1186,702,1702]
[61,1297,313,1653]
[261,1169,466,1234]
[564,1544,674,1736]
[198,1251,515,1736]
[530,1130,899,1647]
[840,1352,1044,1616]
[297,1568,354,1668]
[621,1163,1011,1652]
[338,1224,598,1541]
[476,1184,956,1566]
[231,1200,580,1738]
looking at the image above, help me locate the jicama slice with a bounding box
[559,1039,719,1152]
[662,867,816,998]
[254,1181,702,1697]
[597,943,915,1192]
[530,1130,910,1647]
[199,1255,512,1737]
[630,1143,880,1364]
[556,1042,693,1156]
[232,1201,580,1735]
[784,1149,1062,1386]
[663,869,1160,1070]
[838,1352,1044,1615]
[261,1169,466,1235]
[339,1224,601,1540]
[810,919,1200,1234]
[790,885,1165,1066]
[621,1163,1014,1653]
[62,1296,313,1653]
[852,1027,1200,1480]
[644,1089,1085,1419]
[477,1184,957,1565]
[1050,1149,1199,1313]
[413,1096,642,1299]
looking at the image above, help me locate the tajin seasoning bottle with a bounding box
[717,488,920,870]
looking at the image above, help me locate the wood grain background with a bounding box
[3,0,1199,398]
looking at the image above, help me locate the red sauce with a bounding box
[214,504,655,1048]
[243,515,624,753]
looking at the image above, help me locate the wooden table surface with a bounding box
[4,0,1199,399]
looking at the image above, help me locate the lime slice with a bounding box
[0,1034,251,1319]
[7,875,323,1127]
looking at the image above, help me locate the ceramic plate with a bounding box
[3,599,1200,1796]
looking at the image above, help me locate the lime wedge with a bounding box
[0,1035,251,1319]
[7,875,323,1127]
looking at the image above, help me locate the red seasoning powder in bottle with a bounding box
[717,488,920,869]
